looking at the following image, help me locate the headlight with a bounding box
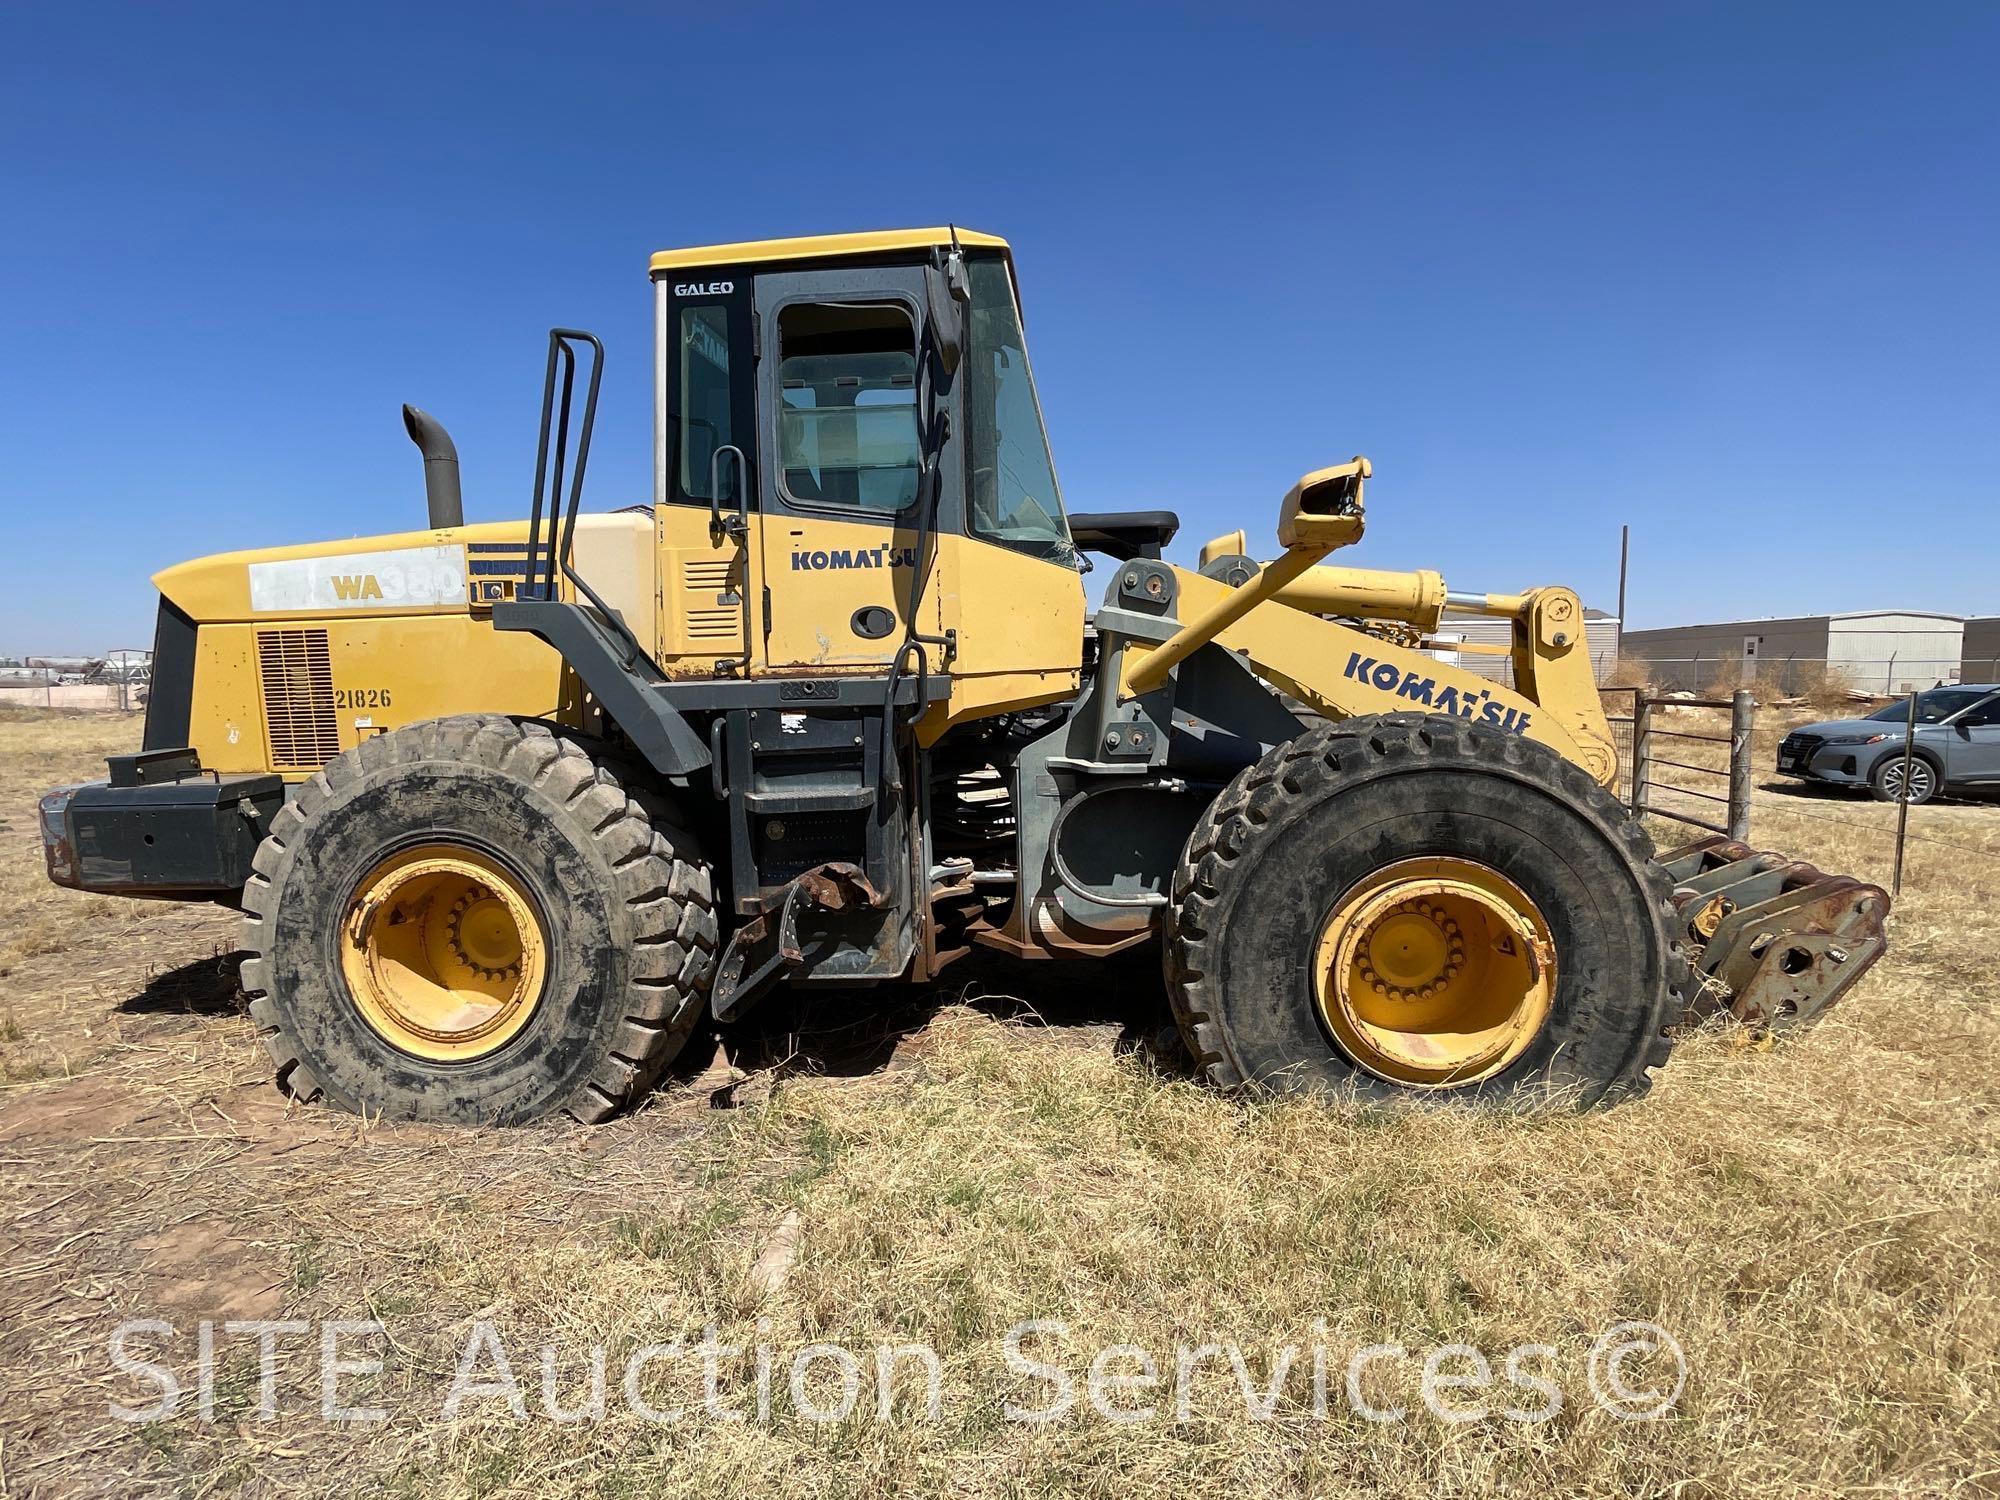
[1823,733,1889,745]
[39,786,80,887]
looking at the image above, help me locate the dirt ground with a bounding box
[0,705,1995,1498]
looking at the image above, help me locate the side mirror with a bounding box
[923,248,969,378]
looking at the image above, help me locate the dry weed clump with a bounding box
[1604,656,1870,713]
[1601,655,1655,691]
[0,708,1994,1498]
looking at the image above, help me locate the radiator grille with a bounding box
[257,629,341,770]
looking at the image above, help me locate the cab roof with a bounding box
[649,226,1009,275]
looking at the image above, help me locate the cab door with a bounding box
[750,267,947,672]
[657,276,756,674]
[1945,692,2000,783]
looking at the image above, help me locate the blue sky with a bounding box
[2,1,1995,650]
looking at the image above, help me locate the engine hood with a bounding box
[152,521,537,623]
[1789,718,1903,740]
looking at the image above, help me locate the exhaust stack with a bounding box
[401,404,463,529]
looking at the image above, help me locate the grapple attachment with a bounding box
[1656,836,1890,1033]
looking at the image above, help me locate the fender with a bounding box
[492,597,711,777]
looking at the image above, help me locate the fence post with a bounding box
[1892,688,1918,897]
[1629,691,1652,819]
[1728,689,1754,841]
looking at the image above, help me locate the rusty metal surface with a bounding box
[711,861,891,1022]
[1659,835,1891,1033]
[791,862,884,917]
[777,862,884,966]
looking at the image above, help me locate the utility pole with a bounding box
[1616,523,1629,626]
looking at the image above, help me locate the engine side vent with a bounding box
[681,557,744,643]
[256,629,341,770]
[687,608,741,640]
[682,558,735,592]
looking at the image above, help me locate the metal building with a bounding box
[1426,609,1621,685]
[1962,617,2000,683]
[1619,611,1964,695]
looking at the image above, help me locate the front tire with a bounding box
[1869,751,1940,805]
[238,715,717,1124]
[1166,714,1687,1109]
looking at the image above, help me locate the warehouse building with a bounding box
[1962,617,2000,683]
[1619,611,1964,695]
[1427,609,1622,685]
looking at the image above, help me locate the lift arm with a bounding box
[1114,458,1620,785]
[1138,569,1620,784]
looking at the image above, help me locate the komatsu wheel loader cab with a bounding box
[39,227,1890,1125]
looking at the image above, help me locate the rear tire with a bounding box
[238,715,717,1125]
[1166,714,1686,1109]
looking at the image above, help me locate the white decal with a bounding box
[249,545,468,612]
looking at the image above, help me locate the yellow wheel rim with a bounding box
[1312,857,1556,1088]
[340,843,549,1063]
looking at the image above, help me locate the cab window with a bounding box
[965,257,1073,563]
[776,302,921,513]
[678,305,734,500]
[1866,688,1987,724]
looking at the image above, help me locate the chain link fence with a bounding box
[0,673,147,713]
[1619,654,1973,697]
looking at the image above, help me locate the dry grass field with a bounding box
[1,705,1995,1498]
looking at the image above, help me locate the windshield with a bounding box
[964,257,1074,565]
[1865,688,1990,724]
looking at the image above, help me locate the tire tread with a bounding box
[236,714,717,1123]
[1165,713,1689,1107]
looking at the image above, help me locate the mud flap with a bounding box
[1657,836,1890,1032]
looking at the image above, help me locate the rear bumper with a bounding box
[42,749,285,898]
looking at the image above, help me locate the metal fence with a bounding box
[1622,655,1969,697]
[1419,649,1626,689]
[0,679,145,712]
[1605,687,1755,840]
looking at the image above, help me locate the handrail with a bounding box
[518,329,651,672]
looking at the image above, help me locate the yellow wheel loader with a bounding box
[39,228,1889,1123]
